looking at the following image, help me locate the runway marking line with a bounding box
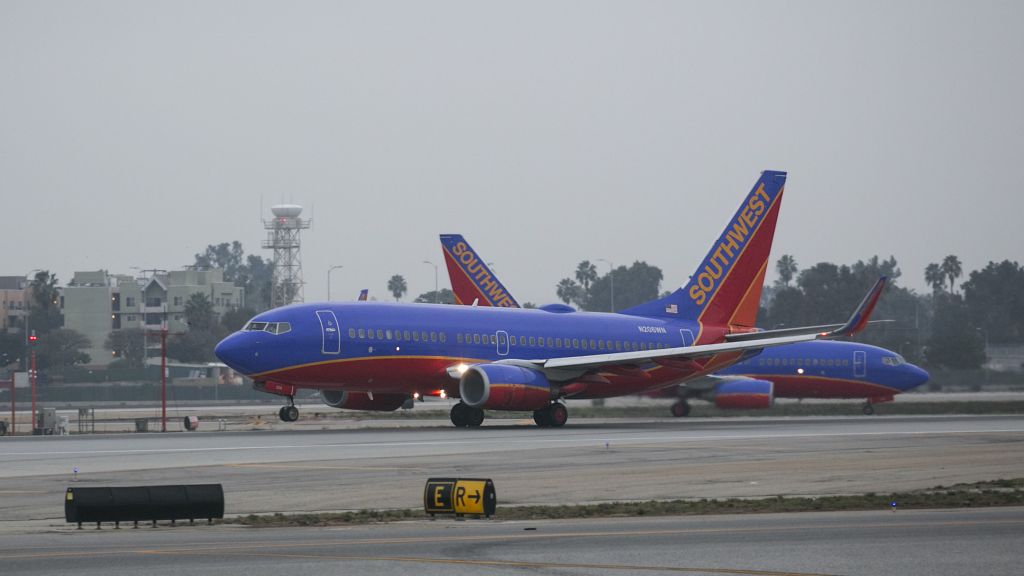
[2,517,1021,562]
[2,428,1022,459]
[225,463,426,472]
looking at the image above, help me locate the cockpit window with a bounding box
[882,356,905,366]
[244,321,291,335]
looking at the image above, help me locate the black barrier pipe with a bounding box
[65,484,224,528]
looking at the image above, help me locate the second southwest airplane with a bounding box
[439,234,928,416]
[216,170,892,428]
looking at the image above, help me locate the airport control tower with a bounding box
[262,204,311,308]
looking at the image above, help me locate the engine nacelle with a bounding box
[713,379,774,410]
[459,364,553,410]
[320,390,412,412]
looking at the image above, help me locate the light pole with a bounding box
[327,265,343,301]
[23,269,41,357]
[597,259,614,312]
[422,260,438,303]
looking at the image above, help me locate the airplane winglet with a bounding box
[826,277,887,338]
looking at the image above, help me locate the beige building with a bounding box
[63,269,245,366]
[0,276,29,333]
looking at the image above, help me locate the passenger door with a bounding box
[853,350,867,378]
[316,310,341,355]
[495,330,509,356]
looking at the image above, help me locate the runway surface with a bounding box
[1,507,1020,575]
[2,415,1022,531]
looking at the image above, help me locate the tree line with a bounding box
[2,240,1020,372]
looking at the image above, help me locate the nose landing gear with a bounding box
[278,397,299,422]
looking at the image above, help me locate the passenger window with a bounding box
[403,330,411,340]
[598,340,605,350]
[581,339,588,350]
[490,335,497,345]
[413,331,420,342]
[375,329,382,340]
[457,333,463,344]
[386,329,393,340]
[573,338,579,348]
[556,338,562,348]
[357,328,365,338]
[431,332,437,342]
[529,336,536,346]
[348,328,356,338]
[473,334,480,344]
[440,333,446,343]
[616,341,622,351]
[546,337,553,348]
[422,331,428,342]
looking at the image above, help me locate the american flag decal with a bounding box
[665,304,678,314]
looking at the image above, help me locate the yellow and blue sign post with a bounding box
[424,478,496,518]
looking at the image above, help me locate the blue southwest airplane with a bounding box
[439,235,929,416]
[215,170,889,428]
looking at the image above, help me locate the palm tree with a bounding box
[924,263,945,294]
[775,255,798,287]
[575,261,597,293]
[387,274,407,302]
[941,255,963,294]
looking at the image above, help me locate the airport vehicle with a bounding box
[215,170,887,427]
[439,235,928,416]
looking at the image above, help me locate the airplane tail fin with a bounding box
[440,234,520,307]
[619,170,786,327]
[357,289,369,301]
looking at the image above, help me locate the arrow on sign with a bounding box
[468,490,480,504]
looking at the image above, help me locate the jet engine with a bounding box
[320,390,412,412]
[459,364,553,410]
[713,379,774,410]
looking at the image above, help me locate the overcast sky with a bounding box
[2,1,1021,307]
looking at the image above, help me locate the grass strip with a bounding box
[226,479,1024,527]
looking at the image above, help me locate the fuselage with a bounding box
[716,340,928,400]
[215,301,750,398]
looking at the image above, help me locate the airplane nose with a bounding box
[214,334,254,374]
[903,364,930,391]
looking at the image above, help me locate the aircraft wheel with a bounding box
[450,403,469,427]
[547,403,568,428]
[670,400,691,417]
[862,403,875,416]
[278,406,288,422]
[467,407,485,427]
[283,405,299,422]
[532,408,550,427]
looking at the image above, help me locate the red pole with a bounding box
[161,326,167,432]
[30,349,36,434]
[9,379,14,436]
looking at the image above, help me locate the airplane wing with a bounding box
[503,277,887,377]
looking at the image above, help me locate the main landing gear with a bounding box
[670,400,692,417]
[278,397,299,422]
[450,402,485,428]
[861,402,876,416]
[533,402,568,428]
